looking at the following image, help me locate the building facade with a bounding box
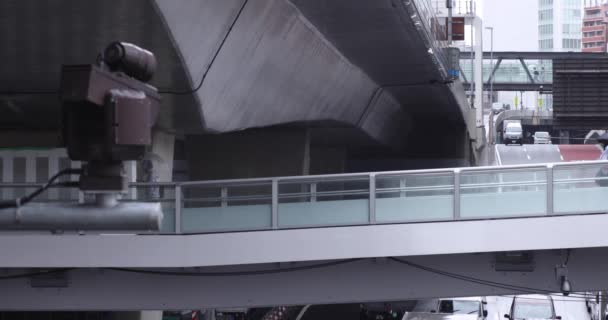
[539,0,583,51]
[582,1,608,52]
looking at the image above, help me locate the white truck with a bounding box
[503,120,523,146]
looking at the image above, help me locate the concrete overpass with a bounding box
[0,0,476,163]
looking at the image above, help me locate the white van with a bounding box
[504,122,523,146]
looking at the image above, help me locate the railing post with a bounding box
[547,164,554,215]
[272,179,279,229]
[311,183,317,202]
[220,187,228,207]
[175,184,182,234]
[454,169,461,220]
[400,177,406,198]
[369,173,376,224]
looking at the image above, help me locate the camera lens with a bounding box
[104,42,157,82]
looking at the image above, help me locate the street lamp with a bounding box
[485,26,495,148]
[485,26,494,107]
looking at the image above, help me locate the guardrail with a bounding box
[2,161,608,234]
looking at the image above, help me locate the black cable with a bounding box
[0,90,59,95]
[109,258,361,277]
[390,257,548,293]
[158,0,250,95]
[498,294,596,303]
[389,257,592,300]
[0,268,72,280]
[398,260,592,301]
[50,181,80,188]
[0,168,82,209]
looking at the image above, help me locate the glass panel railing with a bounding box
[554,163,608,214]
[278,176,370,228]
[460,167,547,218]
[4,161,608,234]
[180,181,272,233]
[375,172,454,222]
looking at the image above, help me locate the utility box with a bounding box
[446,47,461,79]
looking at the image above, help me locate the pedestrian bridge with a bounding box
[144,159,608,235]
[2,160,608,266]
[3,161,608,309]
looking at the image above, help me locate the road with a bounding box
[495,144,562,165]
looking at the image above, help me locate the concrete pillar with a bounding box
[141,130,175,198]
[185,128,310,180]
[145,130,176,181]
[310,147,346,175]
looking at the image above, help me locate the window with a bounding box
[563,23,581,35]
[562,0,582,7]
[439,300,480,315]
[539,39,554,49]
[512,300,553,320]
[539,9,553,21]
[562,38,581,49]
[567,9,581,19]
[539,24,553,35]
[584,30,603,37]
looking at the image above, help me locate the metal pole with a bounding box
[599,291,606,320]
[453,169,461,219]
[175,185,181,233]
[272,179,279,229]
[546,164,554,215]
[447,0,453,44]
[369,173,377,224]
[485,27,494,107]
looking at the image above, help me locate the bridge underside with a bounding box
[0,214,607,308]
[0,0,472,159]
[1,247,608,310]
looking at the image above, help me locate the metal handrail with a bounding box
[170,160,608,189]
[1,160,608,234]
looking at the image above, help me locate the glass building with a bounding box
[538,0,583,51]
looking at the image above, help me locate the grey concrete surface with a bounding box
[0,248,607,309]
[291,0,475,153]
[155,0,410,146]
[185,128,310,180]
[496,144,562,165]
[0,0,197,130]
[2,0,472,157]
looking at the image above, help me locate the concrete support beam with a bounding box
[141,130,175,201]
[1,248,607,309]
[154,0,409,146]
[146,130,176,183]
[185,128,310,180]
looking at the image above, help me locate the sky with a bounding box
[481,0,539,52]
[479,0,541,108]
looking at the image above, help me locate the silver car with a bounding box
[533,131,551,144]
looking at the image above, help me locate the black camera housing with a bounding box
[60,64,160,162]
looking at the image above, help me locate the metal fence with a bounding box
[2,161,608,234]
